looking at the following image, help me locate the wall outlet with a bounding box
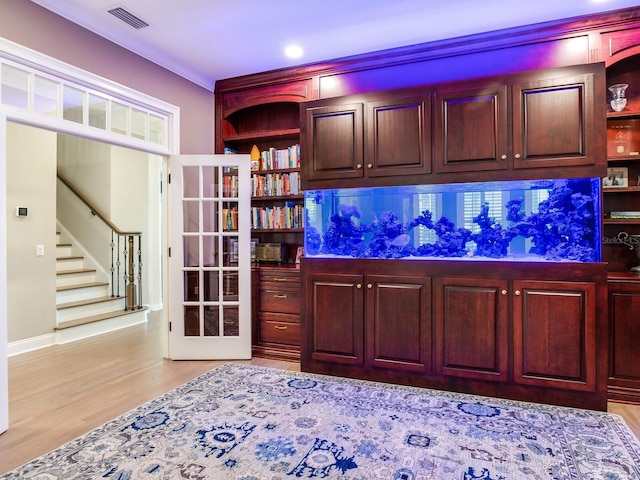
[36,245,44,257]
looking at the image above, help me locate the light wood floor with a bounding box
[1,313,639,475]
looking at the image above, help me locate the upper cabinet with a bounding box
[302,93,431,187]
[301,63,606,190]
[433,83,508,174]
[511,67,601,171]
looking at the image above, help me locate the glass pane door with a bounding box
[169,155,250,359]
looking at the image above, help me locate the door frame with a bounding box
[0,38,182,433]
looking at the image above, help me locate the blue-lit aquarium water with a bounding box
[304,178,602,262]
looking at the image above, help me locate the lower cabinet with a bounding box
[608,274,640,403]
[301,258,608,410]
[305,270,432,372]
[252,265,300,361]
[434,277,509,382]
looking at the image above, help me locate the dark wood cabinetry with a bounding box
[601,37,640,403]
[251,265,300,360]
[301,64,605,190]
[366,274,432,372]
[303,94,430,185]
[302,259,608,410]
[433,277,598,391]
[512,280,597,392]
[434,277,508,382]
[434,66,602,175]
[608,274,640,403]
[216,79,318,360]
[303,265,432,372]
[433,84,508,174]
[304,272,364,365]
[214,9,640,405]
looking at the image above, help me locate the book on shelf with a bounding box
[222,174,238,197]
[251,204,304,230]
[259,144,300,170]
[251,171,301,197]
[609,211,640,219]
[222,206,238,231]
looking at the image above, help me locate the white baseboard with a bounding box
[7,333,56,357]
[8,311,148,356]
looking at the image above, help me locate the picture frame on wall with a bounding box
[603,167,628,188]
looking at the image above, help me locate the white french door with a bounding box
[168,155,251,359]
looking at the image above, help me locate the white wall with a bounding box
[6,123,57,342]
[56,135,163,309]
[111,145,163,310]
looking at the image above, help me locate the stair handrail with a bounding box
[56,171,141,236]
[57,170,144,310]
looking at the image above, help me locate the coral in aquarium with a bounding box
[320,204,368,256]
[505,183,597,262]
[472,202,516,258]
[312,179,598,262]
[411,213,472,258]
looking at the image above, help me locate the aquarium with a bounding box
[304,178,602,262]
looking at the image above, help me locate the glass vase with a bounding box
[609,83,629,112]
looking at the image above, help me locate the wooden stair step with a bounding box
[56,268,96,276]
[57,295,124,310]
[57,281,109,292]
[56,255,84,261]
[55,308,147,330]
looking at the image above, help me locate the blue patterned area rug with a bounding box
[3,363,640,480]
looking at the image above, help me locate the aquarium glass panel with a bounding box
[304,178,601,263]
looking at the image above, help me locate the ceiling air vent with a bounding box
[107,6,149,29]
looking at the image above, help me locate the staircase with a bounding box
[55,231,147,343]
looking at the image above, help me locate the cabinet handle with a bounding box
[367,283,373,289]
[356,283,362,289]
[275,325,288,330]
[274,294,288,299]
[501,289,508,295]
[501,154,507,160]
[367,163,373,169]
[272,278,288,282]
[515,153,521,159]
[514,290,521,296]
[356,163,362,169]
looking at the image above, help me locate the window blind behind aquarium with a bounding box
[304,178,601,262]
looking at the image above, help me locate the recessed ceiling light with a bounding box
[284,45,303,59]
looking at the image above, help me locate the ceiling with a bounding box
[30,0,640,91]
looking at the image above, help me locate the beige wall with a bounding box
[0,0,214,154]
[6,123,58,342]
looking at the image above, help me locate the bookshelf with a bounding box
[250,144,304,234]
[603,53,640,273]
[214,78,316,361]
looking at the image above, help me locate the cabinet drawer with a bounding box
[258,270,300,286]
[259,289,300,314]
[259,320,300,346]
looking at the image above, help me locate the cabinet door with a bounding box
[304,102,364,181]
[433,85,508,173]
[303,272,364,365]
[511,72,596,169]
[434,277,509,381]
[366,96,431,177]
[608,282,640,402]
[366,275,432,372]
[513,280,597,391]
